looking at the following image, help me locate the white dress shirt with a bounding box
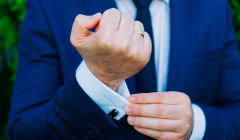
[76,0,206,139]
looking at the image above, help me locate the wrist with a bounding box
[87,65,124,91]
[94,74,123,91]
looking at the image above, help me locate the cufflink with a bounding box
[108,108,118,118]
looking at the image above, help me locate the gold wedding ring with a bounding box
[133,31,144,37]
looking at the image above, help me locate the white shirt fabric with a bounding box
[76,0,206,139]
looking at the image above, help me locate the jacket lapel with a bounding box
[167,0,197,91]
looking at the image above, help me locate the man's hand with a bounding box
[125,92,193,140]
[70,8,152,91]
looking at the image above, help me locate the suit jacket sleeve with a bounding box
[8,0,117,139]
[198,1,240,139]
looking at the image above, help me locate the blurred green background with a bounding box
[0,0,240,140]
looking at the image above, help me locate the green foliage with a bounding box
[228,0,240,46]
[0,0,240,140]
[0,0,25,140]
[0,0,26,77]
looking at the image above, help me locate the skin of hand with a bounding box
[70,8,152,91]
[125,92,193,140]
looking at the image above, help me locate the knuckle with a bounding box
[157,121,165,130]
[75,14,84,24]
[135,21,144,29]
[117,47,128,55]
[134,105,143,115]
[70,35,80,47]
[141,54,150,63]
[178,92,190,102]
[122,13,133,20]
[110,8,119,13]
[176,132,185,139]
[184,94,190,101]
[155,106,164,117]
[144,31,150,39]
[97,36,112,50]
[118,40,129,49]
[105,8,120,16]
[136,118,143,127]
[185,95,191,103]
[184,110,192,119]
[70,35,75,45]
[156,132,164,139]
[183,123,191,131]
[114,44,128,54]
[126,50,137,60]
[156,93,164,103]
[138,127,145,133]
[136,55,149,67]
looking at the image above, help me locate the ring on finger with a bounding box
[133,31,144,37]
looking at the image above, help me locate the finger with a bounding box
[118,13,134,37]
[128,92,186,105]
[98,8,121,34]
[70,13,101,46]
[128,116,181,132]
[95,24,100,32]
[125,104,182,119]
[128,21,145,54]
[113,13,134,51]
[134,126,179,140]
[132,21,144,41]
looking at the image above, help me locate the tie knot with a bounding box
[133,0,152,9]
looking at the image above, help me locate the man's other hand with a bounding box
[70,8,152,91]
[125,92,193,140]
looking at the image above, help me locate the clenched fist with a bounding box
[70,8,152,91]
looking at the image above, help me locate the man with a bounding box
[8,0,240,140]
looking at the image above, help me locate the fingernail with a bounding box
[128,96,136,103]
[128,116,135,124]
[125,105,133,113]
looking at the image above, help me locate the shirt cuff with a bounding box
[189,104,206,140]
[76,61,130,120]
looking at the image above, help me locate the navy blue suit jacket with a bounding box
[9,0,240,139]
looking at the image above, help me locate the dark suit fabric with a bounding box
[8,0,240,139]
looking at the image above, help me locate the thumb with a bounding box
[70,13,101,45]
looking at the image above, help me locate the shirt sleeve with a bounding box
[76,60,130,120]
[76,61,207,138]
[189,104,206,140]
